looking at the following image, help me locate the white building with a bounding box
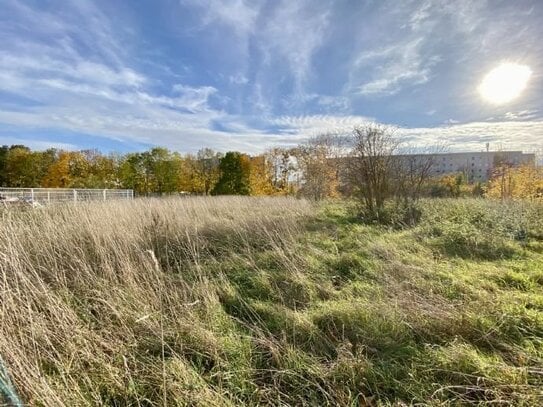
[399,151,535,182]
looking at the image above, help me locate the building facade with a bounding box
[399,151,535,182]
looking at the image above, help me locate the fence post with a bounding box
[31,188,34,202]
[103,189,107,201]
[47,191,50,204]
[73,189,77,203]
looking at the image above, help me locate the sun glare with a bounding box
[478,63,532,104]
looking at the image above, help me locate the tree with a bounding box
[264,147,298,194]
[4,146,57,187]
[486,164,543,200]
[345,125,400,219]
[4,145,32,187]
[212,152,251,195]
[177,154,198,193]
[394,147,442,204]
[433,173,466,197]
[119,152,154,195]
[295,134,344,200]
[148,148,181,194]
[249,155,275,195]
[42,151,90,188]
[89,154,121,188]
[0,145,8,187]
[194,148,221,195]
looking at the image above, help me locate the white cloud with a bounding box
[1,0,542,156]
[258,1,330,94]
[228,74,249,85]
[353,36,439,96]
[0,136,77,151]
[400,120,543,152]
[502,110,539,121]
[181,0,261,37]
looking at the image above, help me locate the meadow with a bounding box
[1,197,542,406]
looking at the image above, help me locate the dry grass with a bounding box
[1,197,542,406]
[0,197,312,406]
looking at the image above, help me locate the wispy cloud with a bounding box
[181,0,261,37]
[355,38,439,96]
[258,0,330,95]
[1,0,542,154]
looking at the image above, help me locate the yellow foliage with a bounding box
[486,165,543,199]
[42,151,90,188]
[249,155,275,195]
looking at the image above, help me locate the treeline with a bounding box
[0,145,300,196]
[1,128,541,202]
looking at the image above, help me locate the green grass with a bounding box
[1,197,542,405]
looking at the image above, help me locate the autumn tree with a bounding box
[431,173,466,197]
[295,134,344,200]
[194,148,221,195]
[90,154,121,188]
[212,151,251,195]
[249,155,275,195]
[177,154,198,193]
[486,164,543,200]
[42,151,91,188]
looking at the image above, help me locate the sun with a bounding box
[478,63,532,104]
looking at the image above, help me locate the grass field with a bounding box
[1,197,542,406]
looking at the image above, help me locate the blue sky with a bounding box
[1,0,542,153]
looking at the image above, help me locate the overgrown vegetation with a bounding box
[1,197,542,405]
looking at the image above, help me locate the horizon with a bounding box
[1,0,542,154]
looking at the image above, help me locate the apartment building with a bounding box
[406,151,536,182]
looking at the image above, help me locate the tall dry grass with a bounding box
[0,197,312,406]
[2,197,542,405]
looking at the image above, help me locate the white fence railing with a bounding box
[0,188,134,205]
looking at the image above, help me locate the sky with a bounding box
[0,0,542,154]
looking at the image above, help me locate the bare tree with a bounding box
[394,145,444,204]
[345,125,400,219]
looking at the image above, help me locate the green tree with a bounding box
[212,152,251,195]
[148,148,181,194]
[0,145,9,186]
[5,146,35,187]
[119,153,153,195]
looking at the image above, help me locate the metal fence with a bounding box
[0,188,134,206]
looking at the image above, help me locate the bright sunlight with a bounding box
[478,62,532,104]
